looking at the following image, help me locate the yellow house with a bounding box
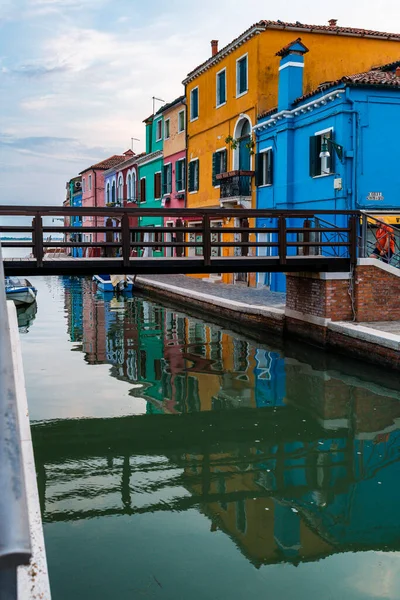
[183,19,400,283]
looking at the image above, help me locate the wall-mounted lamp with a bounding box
[319,136,344,161]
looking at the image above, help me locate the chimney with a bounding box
[276,38,309,111]
[396,66,400,77]
[328,19,338,27]
[211,40,219,57]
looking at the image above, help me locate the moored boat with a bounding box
[5,277,37,306]
[92,274,134,293]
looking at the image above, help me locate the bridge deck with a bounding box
[4,255,351,276]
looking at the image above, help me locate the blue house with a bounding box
[254,39,400,291]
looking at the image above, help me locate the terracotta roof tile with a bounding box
[80,155,127,174]
[184,20,400,83]
[258,106,278,119]
[293,67,400,105]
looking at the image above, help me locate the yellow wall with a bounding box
[186,29,400,211]
[185,28,400,283]
[163,101,186,159]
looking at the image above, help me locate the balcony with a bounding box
[216,170,254,209]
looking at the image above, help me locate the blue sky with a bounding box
[1,0,399,206]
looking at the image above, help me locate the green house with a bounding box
[137,111,164,257]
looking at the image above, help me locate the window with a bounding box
[140,177,146,203]
[154,172,162,199]
[178,110,185,133]
[82,178,86,193]
[131,172,137,202]
[111,181,116,204]
[156,119,162,141]
[106,182,110,204]
[163,163,172,195]
[118,175,123,203]
[212,149,227,186]
[236,55,248,97]
[88,174,92,191]
[190,87,199,121]
[127,174,132,201]
[216,68,226,107]
[164,119,170,140]
[310,129,334,177]
[256,149,273,186]
[188,159,199,192]
[176,158,186,192]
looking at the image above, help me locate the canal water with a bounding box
[17,276,400,600]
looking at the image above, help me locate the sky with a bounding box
[1,0,400,206]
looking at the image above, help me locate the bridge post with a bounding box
[121,214,131,268]
[349,215,358,266]
[33,214,43,267]
[278,216,287,265]
[203,215,211,267]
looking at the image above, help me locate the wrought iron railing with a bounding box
[359,212,400,268]
[217,171,253,199]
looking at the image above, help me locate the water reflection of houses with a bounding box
[61,277,84,343]
[33,379,400,568]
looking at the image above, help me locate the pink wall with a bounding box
[82,168,106,244]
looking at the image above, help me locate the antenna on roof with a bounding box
[152,96,165,115]
[131,137,140,151]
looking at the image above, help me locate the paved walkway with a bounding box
[140,275,286,308]
[360,321,400,336]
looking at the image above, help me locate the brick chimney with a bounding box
[328,19,338,27]
[211,40,219,56]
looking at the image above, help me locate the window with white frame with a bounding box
[190,87,199,121]
[82,178,86,193]
[236,55,248,97]
[176,158,186,192]
[212,149,227,186]
[163,163,172,195]
[118,175,123,204]
[310,129,334,177]
[106,182,110,204]
[88,174,92,191]
[216,68,226,107]
[156,119,162,141]
[127,174,132,201]
[256,148,273,186]
[164,119,170,140]
[178,110,185,133]
[132,171,137,201]
[188,159,199,192]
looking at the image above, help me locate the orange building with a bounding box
[183,19,400,283]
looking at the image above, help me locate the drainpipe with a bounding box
[344,88,358,210]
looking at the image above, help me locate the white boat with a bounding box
[5,277,37,306]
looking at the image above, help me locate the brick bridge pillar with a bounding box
[284,260,400,344]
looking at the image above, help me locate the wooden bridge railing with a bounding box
[0,207,359,275]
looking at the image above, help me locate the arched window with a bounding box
[118,175,123,203]
[127,174,132,202]
[111,181,116,204]
[106,182,110,205]
[132,171,137,202]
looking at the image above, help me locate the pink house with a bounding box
[160,96,186,257]
[80,151,134,245]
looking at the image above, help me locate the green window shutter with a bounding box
[195,160,199,191]
[309,136,319,177]
[267,150,273,185]
[222,149,227,173]
[162,166,167,195]
[212,152,217,186]
[182,159,186,191]
[239,58,247,94]
[168,164,172,192]
[189,161,194,192]
[219,71,226,104]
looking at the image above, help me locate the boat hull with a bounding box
[92,275,133,293]
[6,288,37,306]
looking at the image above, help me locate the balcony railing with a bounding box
[217,170,254,199]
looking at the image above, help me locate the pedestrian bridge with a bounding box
[0,206,359,276]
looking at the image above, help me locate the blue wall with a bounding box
[256,80,400,291]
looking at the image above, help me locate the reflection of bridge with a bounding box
[1,206,357,276]
[32,402,400,566]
